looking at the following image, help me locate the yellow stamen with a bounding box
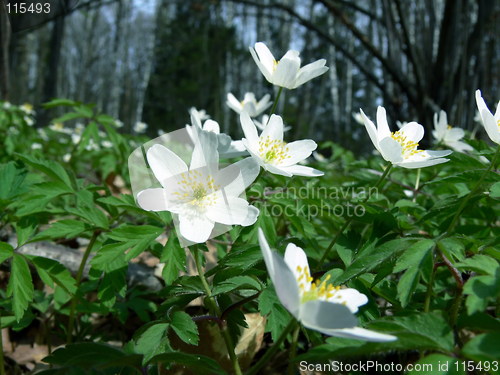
[390,130,424,158]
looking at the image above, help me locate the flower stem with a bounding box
[246,319,297,375]
[287,325,300,375]
[424,250,437,313]
[66,231,99,344]
[192,247,243,375]
[317,163,392,269]
[0,309,5,375]
[445,145,499,234]
[267,87,284,123]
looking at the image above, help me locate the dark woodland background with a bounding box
[1,0,498,151]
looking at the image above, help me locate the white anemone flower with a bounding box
[258,229,397,342]
[188,107,247,158]
[134,121,148,134]
[189,107,210,121]
[240,112,323,177]
[475,90,500,145]
[360,106,452,168]
[137,131,260,244]
[249,42,328,90]
[20,103,34,115]
[253,114,291,133]
[433,110,473,152]
[226,92,272,117]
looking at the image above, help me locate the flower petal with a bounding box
[283,243,311,283]
[178,213,214,243]
[280,139,317,166]
[321,327,397,342]
[378,137,404,163]
[206,196,254,226]
[273,50,301,89]
[219,157,260,196]
[294,59,328,88]
[250,43,273,82]
[398,122,424,143]
[261,114,284,141]
[137,188,172,211]
[226,93,242,114]
[279,164,324,177]
[258,229,300,317]
[241,205,260,226]
[327,288,368,313]
[147,144,188,187]
[376,106,392,140]
[299,300,358,331]
[360,109,380,152]
[240,112,260,147]
[397,157,450,169]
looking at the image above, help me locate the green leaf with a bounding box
[27,256,77,294]
[51,112,83,123]
[462,332,500,362]
[170,311,199,345]
[160,234,185,285]
[149,352,227,375]
[13,215,38,247]
[259,286,291,341]
[98,268,127,308]
[42,342,142,371]
[463,272,500,314]
[107,225,163,261]
[456,254,499,276]
[394,239,434,307]
[7,254,34,320]
[211,276,262,296]
[16,154,75,190]
[32,220,90,241]
[134,322,170,364]
[334,238,416,284]
[0,161,27,203]
[43,98,78,108]
[91,242,128,272]
[371,313,454,352]
[393,239,434,273]
[0,242,14,264]
[490,181,500,199]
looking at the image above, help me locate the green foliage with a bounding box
[0,98,498,373]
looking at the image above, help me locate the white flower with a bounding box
[189,107,210,121]
[3,102,11,109]
[101,140,113,148]
[20,103,34,115]
[253,114,291,133]
[114,119,124,128]
[249,42,328,89]
[432,110,473,152]
[475,90,500,144]
[188,108,247,158]
[134,121,148,134]
[226,92,271,117]
[63,154,71,162]
[352,112,364,126]
[137,130,260,244]
[258,229,396,342]
[158,129,165,136]
[360,106,451,168]
[49,122,68,133]
[396,121,408,129]
[31,143,42,150]
[24,116,34,126]
[240,112,323,177]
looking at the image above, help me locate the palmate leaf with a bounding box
[6,254,34,320]
[0,241,14,264]
[27,255,77,294]
[160,234,186,285]
[0,161,27,204]
[170,311,199,345]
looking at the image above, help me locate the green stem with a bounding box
[246,319,297,375]
[66,231,99,344]
[267,87,284,123]
[192,247,242,375]
[445,145,499,234]
[287,325,300,375]
[0,309,5,375]
[317,163,393,269]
